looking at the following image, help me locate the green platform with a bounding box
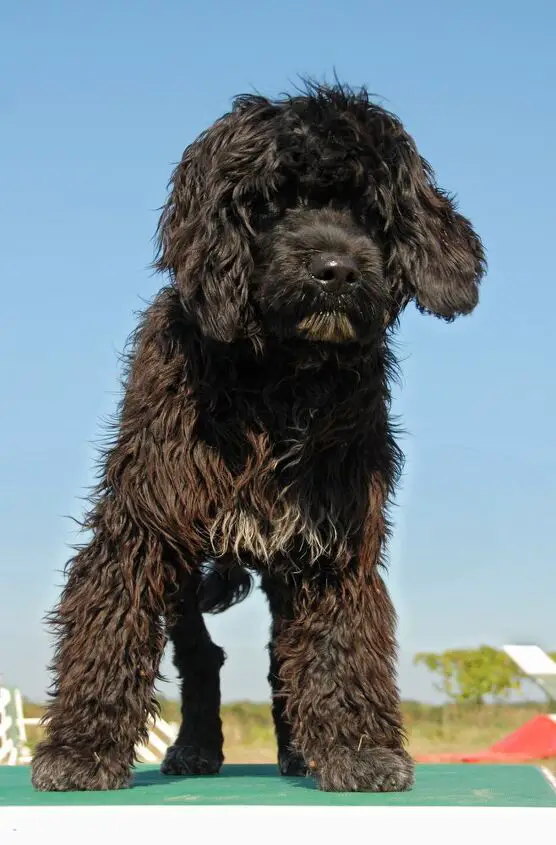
[2,764,556,807]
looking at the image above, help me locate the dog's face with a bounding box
[252,207,387,345]
[156,82,486,347]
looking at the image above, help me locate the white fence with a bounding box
[136,716,179,763]
[0,685,178,766]
[0,687,31,765]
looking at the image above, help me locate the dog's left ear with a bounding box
[374,116,486,320]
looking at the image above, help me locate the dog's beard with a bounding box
[296,311,357,343]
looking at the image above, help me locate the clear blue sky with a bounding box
[2,0,555,705]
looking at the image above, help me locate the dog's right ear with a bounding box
[155,99,280,344]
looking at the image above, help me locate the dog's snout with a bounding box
[309,253,360,292]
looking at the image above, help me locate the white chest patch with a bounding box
[208,498,348,564]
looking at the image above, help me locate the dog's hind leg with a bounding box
[161,573,225,776]
[262,573,309,777]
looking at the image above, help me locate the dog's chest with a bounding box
[208,456,353,566]
[199,375,363,565]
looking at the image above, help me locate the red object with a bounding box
[416,714,556,763]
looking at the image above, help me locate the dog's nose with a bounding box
[309,253,360,292]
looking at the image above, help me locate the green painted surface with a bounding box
[1,764,556,807]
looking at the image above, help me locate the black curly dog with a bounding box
[32,80,485,792]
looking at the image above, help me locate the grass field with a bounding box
[216,700,556,772]
[20,698,556,774]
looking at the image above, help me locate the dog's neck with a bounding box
[201,331,390,376]
[190,330,396,441]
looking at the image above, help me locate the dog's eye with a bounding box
[355,204,381,235]
[252,200,278,225]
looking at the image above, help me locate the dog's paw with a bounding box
[160,744,223,776]
[315,747,415,793]
[278,749,309,777]
[31,743,132,792]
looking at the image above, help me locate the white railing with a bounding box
[136,716,179,763]
[0,687,31,765]
[0,685,178,766]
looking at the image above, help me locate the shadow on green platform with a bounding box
[2,764,556,807]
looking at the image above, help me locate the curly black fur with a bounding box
[32,80,485,792]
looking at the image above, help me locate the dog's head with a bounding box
[156,81,486,346]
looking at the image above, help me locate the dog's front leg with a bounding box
[275,567,414,792]
[31,505,167,791]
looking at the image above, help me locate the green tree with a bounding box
[413,650,460,703]
[414,646,523,705]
